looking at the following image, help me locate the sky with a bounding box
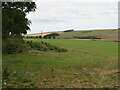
[27,0,119,34]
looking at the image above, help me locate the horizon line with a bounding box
[26,28,119,35]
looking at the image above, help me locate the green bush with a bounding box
[6,44,18,54]
[3,38,30,54]
[3,38,67,54]
[5,43,30,54]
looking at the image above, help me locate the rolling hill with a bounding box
[24,29,119,41]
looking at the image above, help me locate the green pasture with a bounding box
[59,29,118,39]
[3,39,119,88]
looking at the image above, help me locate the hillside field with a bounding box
[3,39,119,88]
[58,29,119,41]
[24,29,119,41]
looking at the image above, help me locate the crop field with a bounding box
[3,39,119,88]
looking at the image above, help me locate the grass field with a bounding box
[59,29,118,40]
[3,39,119,88]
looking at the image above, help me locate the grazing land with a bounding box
[59,29,119,41]
[3,39,119,88]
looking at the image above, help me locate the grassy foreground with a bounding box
[3,39,119,88]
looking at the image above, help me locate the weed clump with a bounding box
[2,38,67,54]
[26,41,67,52]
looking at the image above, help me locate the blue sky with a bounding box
[27,0,118,34]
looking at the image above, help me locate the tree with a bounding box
[2,2,36,39]
[44,33,60,39]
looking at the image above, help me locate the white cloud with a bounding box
[27,1,118,34]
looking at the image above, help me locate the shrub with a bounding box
[17,44,30,53]
[5,43,30,54]
[74,36,101,39]
[26,41,67,52]
[6,43,18,54]
[3,38,30,54]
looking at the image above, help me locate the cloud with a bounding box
[100,12,112,16]
[33,19,67,23]
[27,1,118,34]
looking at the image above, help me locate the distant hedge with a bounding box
[74,36,101,39]
[44,33,59,39]
[64,29,74,32]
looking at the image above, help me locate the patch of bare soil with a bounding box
[81,67,119,75]
[92,68,120,74]
[28,50,61,55]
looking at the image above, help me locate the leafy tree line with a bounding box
[2,2,36,39]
